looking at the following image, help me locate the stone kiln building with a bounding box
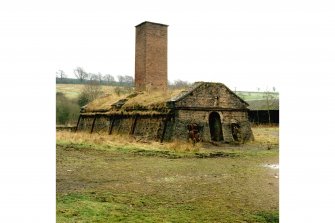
[76,21,254,143]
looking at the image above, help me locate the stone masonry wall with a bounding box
[77,115,165,141]
[175,83,247,109]
[172,110,253,143]
[134,117,163,140]
[77,110,253,143]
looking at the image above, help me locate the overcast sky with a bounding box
[1,0,335,92]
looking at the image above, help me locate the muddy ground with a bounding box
[56,126,279,223]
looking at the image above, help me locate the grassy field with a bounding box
[56,126,279,222]
[235,91,279,101]
[56,84,120,99]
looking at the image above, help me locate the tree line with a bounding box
[56,67,192,89]
[56,67,134,86]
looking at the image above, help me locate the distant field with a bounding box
[56,84,118,99]
[235,91,279,101]
[56,126,279,222]
[56,84,279,100]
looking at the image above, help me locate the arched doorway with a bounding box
[209,112,223,141]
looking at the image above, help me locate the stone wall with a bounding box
[134,117,163,140]
[172,110,253,143]
[77,115,165,141]
[175,83,247,109]
[172,110,208,142]
[77,109,253,144]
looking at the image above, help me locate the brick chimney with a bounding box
[135,21,168,92]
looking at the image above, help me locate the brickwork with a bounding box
[175,83,247,109]
[135,22,168,92]
[134,117,162,140]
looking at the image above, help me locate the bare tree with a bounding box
[117,75,125,84]
[124,75,134,85]
[78,81,104,106]
[117,75,133,85]
[74,67,88,83]
[170,79,191,89]
[88,73,99,83]
[104,74,115,85]
[97,72,103,84]
[56,70,67,80]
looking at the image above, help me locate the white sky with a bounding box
[1,1,335,222]
[2,0,334,91]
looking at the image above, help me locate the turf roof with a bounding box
[81,82,251,114]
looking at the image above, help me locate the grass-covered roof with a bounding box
[81,89,185,114]
[81,82,252,114]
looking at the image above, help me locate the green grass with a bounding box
[57,127,279,222]
[56,84,117,99]
[235,91,279,101]
[57,192,279,223]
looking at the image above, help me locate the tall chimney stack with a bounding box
[135,21,168,92]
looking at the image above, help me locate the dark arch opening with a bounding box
[209,112,223,141]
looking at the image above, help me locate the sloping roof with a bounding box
[169,82,249,106]
[81,90,183,113]
[83,94,125,112]
[135,21,168,27]
[246,99,279,110]
[81,82,249,114]
[169,82,203,102]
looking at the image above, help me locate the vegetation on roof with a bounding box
[82,82,279,114]
[83,94,124,112]
[122,90,184,111]
[82,89,185,113]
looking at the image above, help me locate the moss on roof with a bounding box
[81,82,252,114]
[122,90,184,110]
[83,94,124,112]
[82,89,184,113]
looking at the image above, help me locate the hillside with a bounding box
[56,84,126,99]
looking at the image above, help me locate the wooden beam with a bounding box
[109,116,115,135]
[75,115,81,132]
[90,116,97,134]
[129,115,138,135]
[160,116,170,143]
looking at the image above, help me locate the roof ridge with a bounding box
[168,82,204,102]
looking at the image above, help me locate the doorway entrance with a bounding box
[209,112,223,141]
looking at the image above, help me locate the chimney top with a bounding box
[135,21,169,28]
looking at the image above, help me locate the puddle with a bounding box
[263,164,279,169]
